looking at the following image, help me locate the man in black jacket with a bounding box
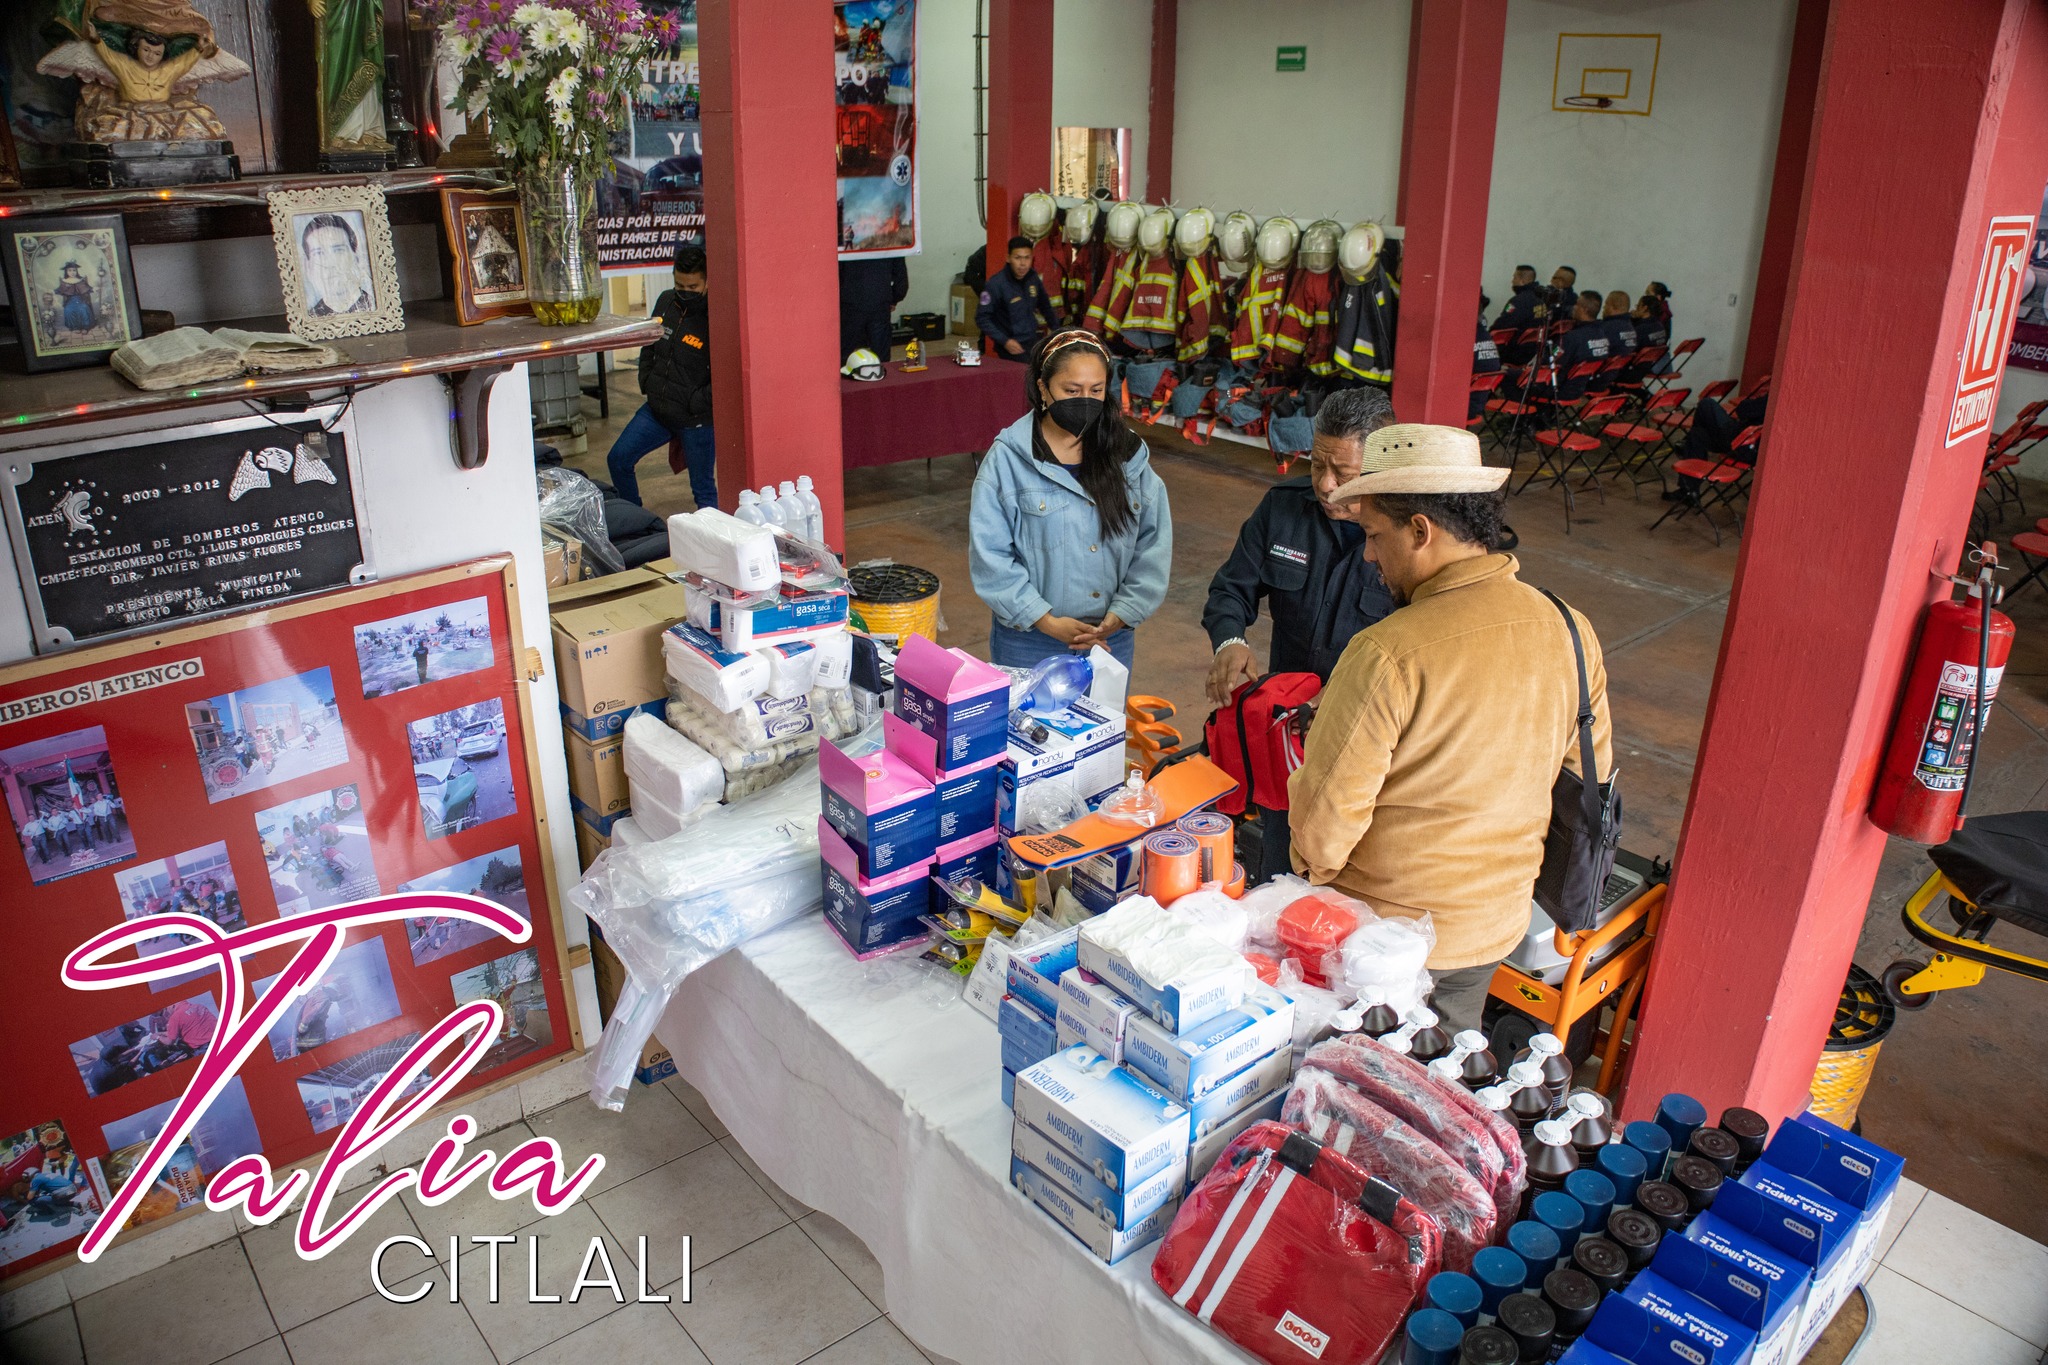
[1203,386,1400,882]
[605,244,716,509]
[976,236,1059,359]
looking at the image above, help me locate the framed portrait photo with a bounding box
[267,185,404,341]
[0,213,143,372]
[440,189,532,325]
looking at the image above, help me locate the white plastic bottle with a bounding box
[733,488,768,525]
[778,480,806,539]
[794,474,825,542]
[756,484,788,529]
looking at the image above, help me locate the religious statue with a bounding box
[310,0,394,170]
[35,0,252,145]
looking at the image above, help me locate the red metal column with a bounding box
[1389,0,1506,427]
[698,0,845,544]
[985,0,1055,287]
[1145,0,1178,203]
[1625,0,2048,1123]
[1395,0,1425,225]
[1738,0,1830,390]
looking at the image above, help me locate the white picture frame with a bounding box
[266,185,405,340]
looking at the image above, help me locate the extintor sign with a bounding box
[1914,660,2005,790]
[1946,215,2035,446]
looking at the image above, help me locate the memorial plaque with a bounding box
[2,409,367,651]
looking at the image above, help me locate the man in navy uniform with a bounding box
[1492,265,1547,364]
[976,236,1060,360]
[1552,291,1613,404]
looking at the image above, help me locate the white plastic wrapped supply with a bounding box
[622,714,723,840]
[1165,888,1250,954]
[664,622,771,712]
[813,630,852,690]
[1325,910,1436,1018]
[573,763,826,1111]
[667,507,778,592]
[763,641,821,699]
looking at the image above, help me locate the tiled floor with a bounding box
[0,1079,959,1365]
[5,1084,2048,1364]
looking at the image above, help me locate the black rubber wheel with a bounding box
[1880,959,1934,1011]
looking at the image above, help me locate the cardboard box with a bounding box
[894,635,1010,768]
[1006,924,1081,1019]
[818,819,931,956]
[1011,1044,1190,1192]
[542,535,568,587]
[1762,1113,1905,1283]
[574,813,611,870]
[819,738,937,877]
[1185,1047,1292,1138]
[588,925,677,1086]
[1615,1272,1759,1365]
[999,992,1058,1074]
[1010,1157,1175,1265]
[564,728,629,819]
[547,563,664,611]
[931,827,1000,912]
[1665,1222,1807,1365]
[1012,1114,1184,1230]
[1122,986,1295,1104]
[1187,1094,1283,1189]
[1717,1173,1858,1359]
[1584,1296,1747,1365]
[561,697,665,743]
[1056,969,1136,1066]
[949,283,982,339]
[886,713,1003,841]
[1078,899,1252,1034]
[552,577,692,721]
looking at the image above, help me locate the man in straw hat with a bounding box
[1286,423,1613,1033]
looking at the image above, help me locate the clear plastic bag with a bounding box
[1166,887,1250,953]
[1323,911,1436,1019]
[571,764,826,1111]
[1235,874,1311,956]
[537,467,625,574]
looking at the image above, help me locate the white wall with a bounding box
[1171,0,1411,227]
[1483,0,1799,387]
[901,0,1156,320]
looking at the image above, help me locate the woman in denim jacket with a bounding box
[969,330,1173,670]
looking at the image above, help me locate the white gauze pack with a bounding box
[666,507,777,592]
[622,712,724,816]
[812,630,852,689]
[667,691,819,772]
[762,641,821,699]
[663,622,771,712]
[1080,896,1252,995]
[669,680,817,751]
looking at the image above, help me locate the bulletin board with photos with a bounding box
[0,558,577,1280]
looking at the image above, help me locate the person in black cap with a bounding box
[606,243,717,510]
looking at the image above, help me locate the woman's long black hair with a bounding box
[1024,330,1141,541]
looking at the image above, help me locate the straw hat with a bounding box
[1330,423,1509,498]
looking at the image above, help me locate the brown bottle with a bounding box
[1505,1062,1552,1136]
[1563,1091,1614,1162]
[1514,1033,1573,1105]
[1525,1119,1580,1213]
[1453,1029,1500,1088]
[1408,1006,1454,1064]
[1357,987,1402,1039]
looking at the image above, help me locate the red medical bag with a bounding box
[1204,673,1322,815]
[1153,1121,1442,1365]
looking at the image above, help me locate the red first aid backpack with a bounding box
[1205,673,1322,815]
[1153,1121,1442,1365]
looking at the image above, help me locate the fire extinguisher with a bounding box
[1870,543,2015,843]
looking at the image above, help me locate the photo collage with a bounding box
[0,580,561,1276]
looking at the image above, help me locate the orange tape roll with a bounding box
[1140,829,1204,906]
[1178,811,1235,885]
[1219,861,1246,899]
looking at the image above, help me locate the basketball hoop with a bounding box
[1560,94,1615,109]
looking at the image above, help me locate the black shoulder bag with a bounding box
[1533,591,1623,932]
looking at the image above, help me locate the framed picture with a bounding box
[0,213,143,372]
[439,189,532,324]
[266,185,404,340]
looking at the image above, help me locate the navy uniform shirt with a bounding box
[1202,477,1396,681]
[1601,314,1640,354]
[1493,284,1549,333]
[1471,319,1502,420]
[976,268,1060,350]
[1555,321,1613,400]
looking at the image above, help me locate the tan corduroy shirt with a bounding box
[1288,553,1613,970]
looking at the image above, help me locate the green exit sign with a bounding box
[1276,45,1307,72]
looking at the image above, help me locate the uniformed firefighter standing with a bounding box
[1203,386,1400,883]
[977,235,1061,360]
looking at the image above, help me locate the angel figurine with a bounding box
[35,0,252,144]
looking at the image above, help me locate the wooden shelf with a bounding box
[0,168,510,245]
[0,304,660,465]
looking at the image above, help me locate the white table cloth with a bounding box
[658,915,1255,1365]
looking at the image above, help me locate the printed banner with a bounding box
[597,0,706,275]
[836,0,920,259]
[2007,180,2048,374]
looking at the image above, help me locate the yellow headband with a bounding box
[1038,329,1109,369]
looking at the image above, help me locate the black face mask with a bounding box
[675,288,707,308]
[1046,396,1103,436]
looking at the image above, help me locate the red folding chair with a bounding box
[1612,344,1668,407]
[1467,371,1505,434]
[1652,425,1760,545]
[1648,337,1704,392]
[1522,394,1629,532]
[1599,387,1689,492]
[1485,358,1556,462]
[2007,528,2048,601]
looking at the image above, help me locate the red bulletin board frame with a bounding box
[0,557,578,1281]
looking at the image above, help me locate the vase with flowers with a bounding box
[417,0,678,323]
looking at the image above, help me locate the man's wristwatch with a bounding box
[1214,637,1248,654]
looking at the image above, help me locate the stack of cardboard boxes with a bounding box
[819,634,1009,957]
[997,904,1295,1265]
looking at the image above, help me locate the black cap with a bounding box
[1542,1268,1602,1334]
[1606,1206,1662,1268]
[1635,1179,1691,1232]
[1456,1324,1520,1365]
[1689,1126,1741,1174]
[1571,1235,1630,1293]
[1497,1292,1556,1359]
[1670,1154,1726,1212]
[1719,1107,1770,1163]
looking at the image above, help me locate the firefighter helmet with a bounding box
[1018,192,1057,241]
[1254,216,1300,271]
[1298,219,1343,274]
[1217,211,1258,270]
[1062,199,1099,246]
[1338,221,1385,284]
[842,349,886,381]
[1137,205,1177,257]
[1104,199,1145,251]
[1173,206,1215,259]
